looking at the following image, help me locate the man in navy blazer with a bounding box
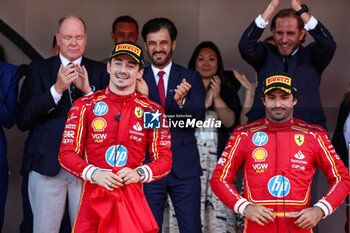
[141,18,205,233]
[239,0,336,129]
[18,16,109,233]
[0,62,18,232]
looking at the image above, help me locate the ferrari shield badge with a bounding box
[294,134,304,146]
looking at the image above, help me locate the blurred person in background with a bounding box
[332,84,350,167]
[0,61,18,232]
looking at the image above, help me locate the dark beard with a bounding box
[148,47,173,68]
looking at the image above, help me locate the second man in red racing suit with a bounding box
[210,72,350,233]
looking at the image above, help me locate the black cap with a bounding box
[110,41,144,66]
[262,73,297,95]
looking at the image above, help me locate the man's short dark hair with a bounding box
[58,15,87,33]
[141,18,177,42]
[270,9,306,43]
[112,15,139,34]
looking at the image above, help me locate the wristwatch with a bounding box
[136,167,145,180]
[296,4,309,16]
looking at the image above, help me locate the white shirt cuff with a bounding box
[50,85,62,104]
[84,91,94,96]
[83,85,95,96]
[255,14,269,29]
[82,165,98,182]
[314,200,332,218]
[304,16,318,31]
[234,198,251,216]
[139,165,153,183]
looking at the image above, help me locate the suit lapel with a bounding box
[81,57,90,81]
[51,56,61,85]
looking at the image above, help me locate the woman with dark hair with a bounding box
[191,41,244,233]
[188,41,242,155]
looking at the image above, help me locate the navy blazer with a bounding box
[0,62,18,168]
[18,55,109,176]
[332,96,350,166]
[239,20,336,129]
[0,62,18,233]
[143,63,205,179]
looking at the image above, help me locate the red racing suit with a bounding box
[210,117,350,233]
[59,88,172,233]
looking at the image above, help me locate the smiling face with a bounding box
[262,89,297,123]
[56,17,87,61]
[195,47,218,79]
[107,54,143,95]
[272,17,305,56]
[144,28,176,69]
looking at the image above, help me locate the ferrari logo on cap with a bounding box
[294,134,304,146]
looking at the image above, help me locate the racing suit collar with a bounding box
[264,117,294,132]
[106,87,136,103]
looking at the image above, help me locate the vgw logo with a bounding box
[268,175,290,197]
[105,145,128,167]
[143,111,161,129]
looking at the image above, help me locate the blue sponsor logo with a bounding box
[252,132,268,146]
[143,111,161,129]
[93,102,108,116]
[268,175,290,198]
[105,145,128,167]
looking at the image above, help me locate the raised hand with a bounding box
[210,75,221,100]
[291,0,302,11]
[174,78,191,105]
[136,76,149,97]
[73,64,92,94]
[54,64,77,94]
[233,70,254,93]
[262,0,281,21]
[205,87,214,109]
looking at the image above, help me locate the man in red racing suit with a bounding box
[59,41,172,232]
[210,73,350,233]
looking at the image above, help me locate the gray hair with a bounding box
[57,15,87,33]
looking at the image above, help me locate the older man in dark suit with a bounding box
[141,18,205,233]
[18,16,109,233]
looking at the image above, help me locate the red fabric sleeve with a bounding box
[210,132,250,215]
[59,99,91,180]
[144,109,172,183]
[314,131,350,217]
